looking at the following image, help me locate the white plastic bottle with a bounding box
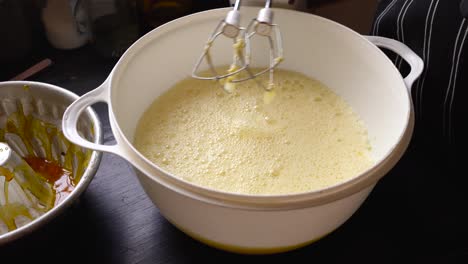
[41,0,91,49]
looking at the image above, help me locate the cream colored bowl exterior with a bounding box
[113,115,375,251]
[109,116,376,251]
[63,7,423,253]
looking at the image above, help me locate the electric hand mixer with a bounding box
[191,0,284,91]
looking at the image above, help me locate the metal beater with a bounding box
[191,0,284,90]
[191,0,249,82]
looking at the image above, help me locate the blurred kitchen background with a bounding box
[0,0,377,81]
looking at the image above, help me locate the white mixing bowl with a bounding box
[62,7,423,254]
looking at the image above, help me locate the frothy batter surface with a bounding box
[134,69,374,195]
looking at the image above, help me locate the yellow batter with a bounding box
[134,69,374,195]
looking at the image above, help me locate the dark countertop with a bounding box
[2,17,468,264]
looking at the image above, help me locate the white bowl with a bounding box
[62,7,423,254]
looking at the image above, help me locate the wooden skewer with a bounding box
[10,59,53,81]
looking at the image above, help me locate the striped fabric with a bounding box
[372,0,467,167]
[369,2,468,259]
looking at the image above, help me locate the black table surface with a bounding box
[2,39,468,264]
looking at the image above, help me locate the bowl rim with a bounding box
[0,81,103,245]
[110,7,414,210]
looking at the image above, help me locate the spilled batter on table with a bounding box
[134,69,374,195]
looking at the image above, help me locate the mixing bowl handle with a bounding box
[62,80,123,156]
[365,36,424,91]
